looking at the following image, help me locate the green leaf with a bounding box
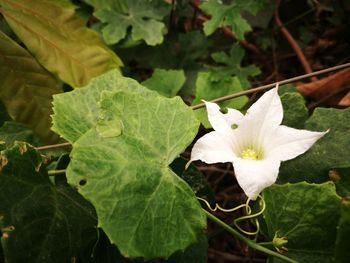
[54,77,206,259]
[280,92,309,129]
[335,200,350,263]
[0,142,97,263]
[52,70,144,143]
[85,0,170,45]
[0,0,122,87]
[192,72,248,128]
[0,121,39,146]
[262,182,341,263]
[166,235,208,263]
[279,108,350,183]
[0,30,62,143]
[142,69,186,97]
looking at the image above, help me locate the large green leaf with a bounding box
[142,69,186,98]
[279,108,350,183]
[262,182,341,263]
[0,30,61,143]
[0,0,122,87]
[52,76,206,259]
[0,142,97,262]
[67,90,206,259]
[192,72,248,128]
[85,0,170,45]
[52,70,144,143]
[335,200,350,263]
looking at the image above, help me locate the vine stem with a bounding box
[204,210,298,263]
[191,62,350,110]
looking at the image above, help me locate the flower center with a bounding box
[241,148,259,160]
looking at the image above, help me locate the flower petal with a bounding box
[190,131,236,164]
[245,87,283,130]
[233,158,280,200]
[204,101,244,133]
[266,125,328,161]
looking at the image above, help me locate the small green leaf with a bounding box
[142,69,186,97]
[0,0,122,87]
[0,142,97,263]
[263,182,341,263]
[210,45,261,88]
[279,108,350,183]
[201,0,264,40]
[0,30,61,143]
[192,72,248,128]
[85,0,170,45]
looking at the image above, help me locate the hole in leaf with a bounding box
[79,179,87,186]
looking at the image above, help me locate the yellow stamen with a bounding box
[241,148,258,160]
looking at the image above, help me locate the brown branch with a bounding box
[275,0,316,81]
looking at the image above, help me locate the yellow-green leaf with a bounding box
[0,0,123,87]
[0,30,61,143]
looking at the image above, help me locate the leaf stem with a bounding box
[36,142,71,151]
[258,241,274,246]
[48,169,66,176]
[204,209,298,263]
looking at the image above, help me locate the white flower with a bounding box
[190,87,328,200]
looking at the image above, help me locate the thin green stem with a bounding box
[48,169,66,176]
[191,62,350,110]
[204,209,298,263]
